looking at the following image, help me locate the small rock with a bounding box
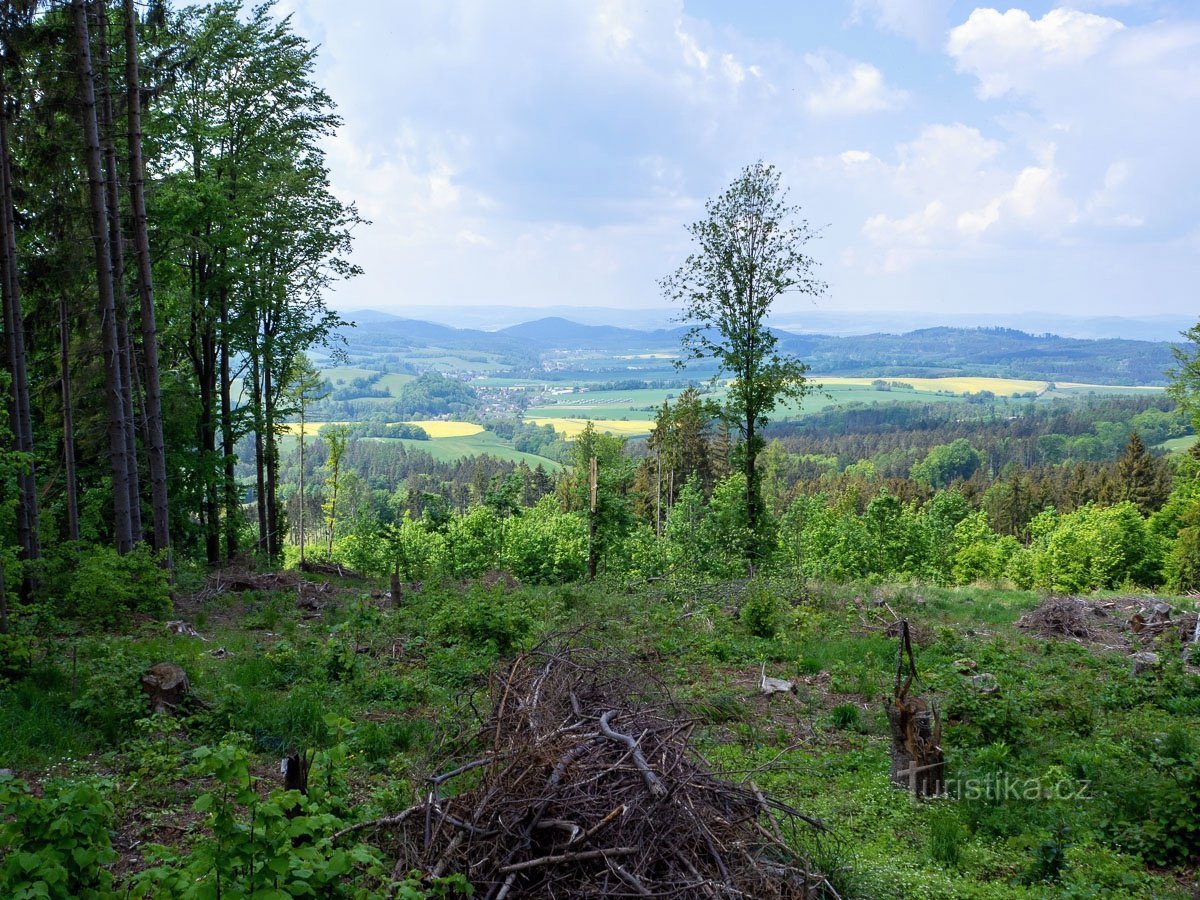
[0,768,13,778]
[210,647,228,658]
[953,658,978,674]
[1131,651,1161,676]
[971,673,1000,695]
[166,620,207,641]
[760,675,795,695]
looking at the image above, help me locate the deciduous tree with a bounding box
[661,162,824,564]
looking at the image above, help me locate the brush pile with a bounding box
[1016,597,1099,640]
[342,642,828,898]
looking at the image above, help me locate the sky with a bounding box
[274,0,1200,324]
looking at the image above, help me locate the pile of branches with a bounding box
[341,642,829,898]
[1016,597,1100,640]
[186,569,301,604]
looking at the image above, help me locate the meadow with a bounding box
[5,573,1196,898]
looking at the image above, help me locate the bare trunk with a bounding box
[124,0,170,560]
[298,407,306,563]
[219,283,237,560]
[72,0,133,553]
[264,350,280,561]
[95,0,142,542]
[250,348,267,552]
[59,295,80,541]
[0,84,38,566]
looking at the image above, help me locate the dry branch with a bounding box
[357,639,824,897]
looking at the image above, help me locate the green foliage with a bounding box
[910,439,984,488]
[738,579,792,638]
[829,703,861,731]
[130,739,388,898]
[432,585,539,656]
[69,640,158,744]
[65,544,170,627]
[500,498,587,584]
[0,773,118,899]
[927,807,966,868]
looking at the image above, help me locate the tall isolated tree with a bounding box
[661,161,825,562]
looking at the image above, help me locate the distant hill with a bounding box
[333,311,1180,386]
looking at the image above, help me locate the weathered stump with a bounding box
[886,621,944,797]
[886,699,945,796]
[141,662,190,714]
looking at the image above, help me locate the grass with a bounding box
[817,376,1049,396]
[1159,434,1198,454]
[4,575,1198,897]
[525,417,657,438]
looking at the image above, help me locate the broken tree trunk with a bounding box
[141,662,190,715]
[885,620,944,797]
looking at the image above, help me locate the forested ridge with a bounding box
[3,3,1200,898]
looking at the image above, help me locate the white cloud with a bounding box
[850,0,954,47]
[804,52,908,114]
[840,149,876,165]
[947,8,1125,98]
[850,125,1078,271]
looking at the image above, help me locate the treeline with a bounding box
[0,0,358,613]
[304,384,1200,594]
[306,371,478,421]
[765,395,1188,477]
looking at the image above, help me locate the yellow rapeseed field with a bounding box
[404,420,484,437]
[526,417,656,439]
[819,376,1048,396]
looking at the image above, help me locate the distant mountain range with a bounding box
[347,305,1195,343]
[335,310,1182,386]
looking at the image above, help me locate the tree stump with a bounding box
[141,662,190,714]
[886,621,944,797]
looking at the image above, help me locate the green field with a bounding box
[369,431,562,470]
[321,365,379,384]
[1159,434,1198,454]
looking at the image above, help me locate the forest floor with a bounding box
[3,568,1200,898]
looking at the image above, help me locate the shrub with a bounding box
[432,585,538,655]
[738,581,791,638]
[0,773,118,898]
[65,544,170,627]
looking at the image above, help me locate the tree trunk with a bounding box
[744,415,758,570]
[886,621,944,797]
[94,0,143,542]
[263,338,280,560]
[0,79,39,567]
[219,283,238,560]
[59,294,80,541]
[123,0,169,558]
[72,0,134,553]
[298,403,306,564]
[250,348,267,553]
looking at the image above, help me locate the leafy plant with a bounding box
[65,543,170,627]
[130,739,387,898]
[0,773,118,899]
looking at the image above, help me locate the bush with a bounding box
[0,773,118,898]
[65,544,170,627]
[738,581,791,638]
[432,585,539,655]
